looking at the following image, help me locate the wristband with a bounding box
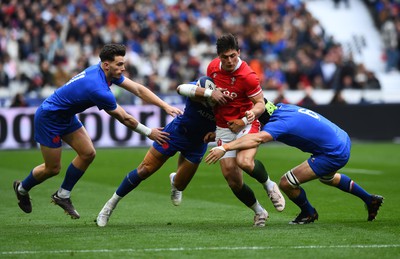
[204,89,213,98]
[213,145,226,153]
[241,116,249,125]
[134,123,152,136]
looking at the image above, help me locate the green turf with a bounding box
[1,143,399,258]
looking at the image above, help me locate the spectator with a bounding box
[381,14,399,72]
[274,87,291,104]
[297,86,317,107]
[10,93,28,107]
[263,59,287,90]
[0,62,10,87]
[330,90,347,105]
[284,59,303,90]
[0,0,391,103]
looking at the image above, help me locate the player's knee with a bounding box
[236,157,253,173]
[226,178,242,192]
[46,164,61,176]
[81,149,96,164]
[319,174,335,185]
[281,170,300,190]
[137,162,156,179]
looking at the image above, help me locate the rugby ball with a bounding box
[196,76,216,107]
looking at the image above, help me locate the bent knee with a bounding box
[226,178,242,192]
[319,174,336,185]
[46,165,61,176]
[236,158,253,173]
[280,171,300,190]
[81,149,96,163]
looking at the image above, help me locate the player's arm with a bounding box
[246,92,266,123]
[227,92,265,133]
[106,104,170,145]
[177,83,230,105]
[205,131,273,164]
[119,78,183,117]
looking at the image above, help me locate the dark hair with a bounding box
[99,44,126,62]
[216,33,239,55]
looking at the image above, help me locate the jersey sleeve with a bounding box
[112,74,125,85]
[245,72,262,98]
[262,118,288,140]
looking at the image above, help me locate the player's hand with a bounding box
[203,132,216,143]
[148,127,170,145]
[245,110,255,124]
[164,105,183,118]
[211,88,232,105]
[227,119,245,133]
[205,146,226,164]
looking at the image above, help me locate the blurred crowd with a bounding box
[0,0,399,107]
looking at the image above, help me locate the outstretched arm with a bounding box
[119,78,183,117]
[205,131,273,164]
[177,83,231,105]
[106,104,170,145]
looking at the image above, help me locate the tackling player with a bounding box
[96,77,230,227]
[13,44,182,219]
[206,101,384,224]
[207,33,285,227]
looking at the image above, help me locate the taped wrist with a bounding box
[134,123,152,136]
[204,89,213,98]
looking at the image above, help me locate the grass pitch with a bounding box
[1,142,399,258]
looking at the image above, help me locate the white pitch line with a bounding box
[2,244,400,255]
[343,168,383,175]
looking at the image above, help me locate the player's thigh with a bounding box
[62,127,95,158]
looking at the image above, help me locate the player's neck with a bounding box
[100,63,112,84]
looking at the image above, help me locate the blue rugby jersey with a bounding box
[263,103,349,156]
[170,95,216,142]
[41,63,124,116]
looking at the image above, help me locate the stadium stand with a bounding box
[0,0,399,107]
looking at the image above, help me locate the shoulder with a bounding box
[238,62,260,84]
[207,58,220,73]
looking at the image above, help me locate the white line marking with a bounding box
[2,244,400,255]
[343,168,383,175]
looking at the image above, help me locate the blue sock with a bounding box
[290,187,315,215]
[336,174,371,204]
[60,163,85,191]
[116,169,143,197]
[21,170,40,191]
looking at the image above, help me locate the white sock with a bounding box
[18,184,28,195]
[107,193,122,208]
[57,188,71,199]
[263,179,276,192]
[250,201,264,214]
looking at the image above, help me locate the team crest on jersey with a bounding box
[52,135,61,144]
[162,142,170,150]
[231,77,236,85]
